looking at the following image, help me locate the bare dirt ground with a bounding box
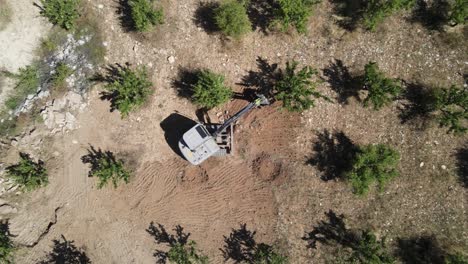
[0,0,50,105]
[0,0,466,263]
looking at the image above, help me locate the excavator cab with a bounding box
[178,94,269,165]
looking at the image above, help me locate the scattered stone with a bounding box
[420,162,424,167]
[441,165,447,170]
[98,4,104,9]
[167,56,176,64]
[72,140,78,144]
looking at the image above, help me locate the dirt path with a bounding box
[0,0,50,104]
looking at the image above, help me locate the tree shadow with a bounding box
[398,82,435,129]
[221,223,258,263]
[0,220,13,237]
[193,1,220,34]
[81,146,117,177]
[172,67,201,99]
[116,0,135,32]
[329,0,366,31]
[409,0,451,31]
[396,235,445,264]
[302,210,359,249]
[160,113,197,158]
[308,130,358,181]
[455,147,467,188]
[247,0,277,34]
[322,60,362,104]
[146,222,191,263]
[92,63,131,113]
[38,235,91,264]
[238,56,280,99]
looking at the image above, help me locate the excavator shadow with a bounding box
[160,113,197,158]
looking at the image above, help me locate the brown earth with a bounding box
[1,0,466,263]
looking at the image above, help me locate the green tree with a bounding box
[167,241,209,264]
[129,0,164,31]
[6,153,48,191]
[214,0,252,38]
[192,70,233,109]
[273,0,320,33]
[429,85,467,134]
[0,223,13,264]
[51,62,73,89]
[345,144,399,196]
[253,243,288,264]
[450,0,468,25]
[350,231,395,263]
[82,148,130,189]
[38,0,80,30]
[363,62,402,110]
[103,65,153,117]
[362,0,416,31]
[275,60,330,112]
[446,252,468,264]
[3,64,40,110]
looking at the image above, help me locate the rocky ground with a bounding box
[0,0,466,263]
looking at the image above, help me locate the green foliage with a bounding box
[350,231,395,263]
[167,241,209,264]
[363,62,402,110]
[214,0,252,38]
[429,85,467,134]
[192,70,233,109]
[253,244,288,264]
[6,153,48,191]
[104,65,153,117]
[83,149,130,189]
[363,0,416,31]
[51,63,73,89]
[345,144,399,196]
[0,224,13,264]
[129,0,164,32]
[450,0,468,25]
[2,65,40,111]
[275,60,331,112]
[446,253,468,264]
[273,0,320,33]
[39,0,80,30]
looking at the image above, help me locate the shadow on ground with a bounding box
[194,1,220,34]
[302,210,359,249]
[308,130,357,181]
[329,0,365,31]
[322,60,362,104]
[247,0,277,34]
[146,222,191,263]
[455,146,468,188]
[172,67,201,99]
[38,235,91,264]
[81,146,118,177]
[398,82,435,129]
[238,56,279,98]
[115,0,138,32]
[221,223,257,262]
[160,113,197,158]
[396,235,445,264]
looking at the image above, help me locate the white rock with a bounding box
[98,4,104,9]
[441,165,447,170]
[167,56,176,64]
[420,162,424,167]
[72,140,78,144]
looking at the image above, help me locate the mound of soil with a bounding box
[252,153,282,182]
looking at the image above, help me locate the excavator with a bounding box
[178,94,270,165]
